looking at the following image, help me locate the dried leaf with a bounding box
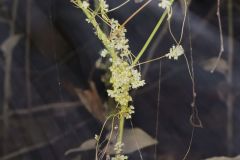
[107,128,157,154]
[65,128,157,156]
[200,57,228,75]
[1,34,22,54]
[65,139,96,155]
[75,81,106,122]
[180,0,192,11]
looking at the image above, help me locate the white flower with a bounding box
[158,0,171,9]
[114,142,124,154]
[85,18,90,23]
[131,69,145,89]
[82,1,89,9]
[112,142,128,160]
[99,0,109,12]
[100,49,108,57]
[166,45,184,60]
[109,19,131,58]
[94,134,100,141]
[122,105,135,119]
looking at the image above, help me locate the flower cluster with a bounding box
[99,0,109,12]
[71,0,89,9]
[158,0,171,9]
[165,44,184,60]
[114,142,124,154]
[107,57,145,114]
[94,134,100,141]
[109,19,131,58]
[120,105,135,119]
[107,58,132,106]
[104,19,145,118]
[100,49,108,57]
[111,142,128,160]
[158,0,172,20]
[82,0,89,9]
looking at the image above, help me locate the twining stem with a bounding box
[133,55,166,67]
[121,0,152,27]
[133,0,174,65]
[108,0,130,12]
[211,0,224,73]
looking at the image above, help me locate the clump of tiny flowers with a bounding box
[99,0,109,12]
[108,19,132,58]
[114,142,124,154]
[120,105,135,119]
[165,44,184,60]
[102,19,145,119]
[82,0,89,9]
[158,0,172,20]
[158,0,171,9]
[111,142,128,160]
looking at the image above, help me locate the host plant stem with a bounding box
[133,0,174,65]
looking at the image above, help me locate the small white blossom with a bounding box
[99,0,109,12]
[111,142,128,160]
[158,0,172,20]
[107,57,144,108]
[158,0,171,9]
[100,49,108,57]
[85,18,90,23]
[122,105,135,119]
[106,19,145,117]
[131,69,145,89]
[109,19,131,58]
[82,1,89,9]
[166,45,184,60]
[94,134,100,141]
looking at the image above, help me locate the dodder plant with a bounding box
[71,0,184,159]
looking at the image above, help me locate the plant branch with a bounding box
[133,0,174,65]
[211,0,224,73]
[117,115,125,145]
[71,1,117,59]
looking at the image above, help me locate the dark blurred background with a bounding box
[0,0,240,159]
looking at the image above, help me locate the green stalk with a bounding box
[72,1,117,59]
[117,115,125,145]
[133,0,174,65]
